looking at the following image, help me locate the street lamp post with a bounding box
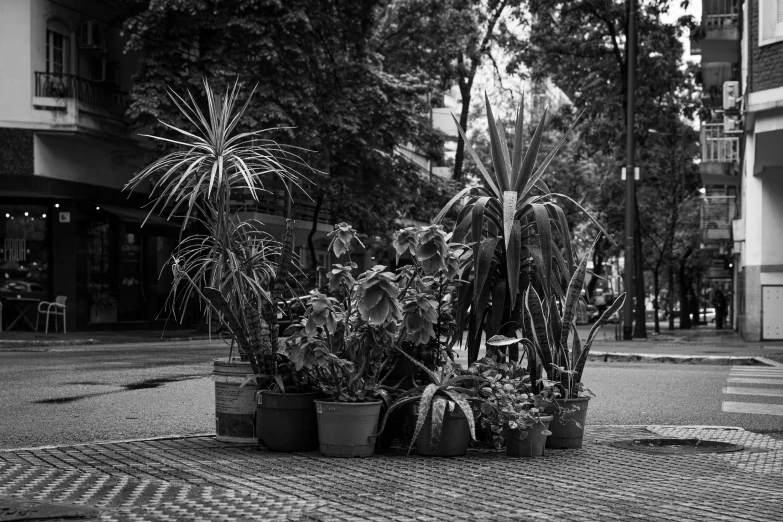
[623,0,637,340]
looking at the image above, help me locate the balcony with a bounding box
[699,0,740,62]
[700,123,740,186]
[34,72,128,117]
[231,175,332,227]
[701,195,736,242]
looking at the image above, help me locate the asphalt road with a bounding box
[0,341,780,450]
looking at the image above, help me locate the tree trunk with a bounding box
[653,269,660,334]
[667,262,675,330]
[452,81,472,181]
[633,197,646,338]
[679,251,692,329]
[307,190,325,270]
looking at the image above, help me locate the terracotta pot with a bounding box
[546,397,590,449]
[410,402,471,457]
[505,415,553,457]
[315,400,381,457]
[256,391,319,452]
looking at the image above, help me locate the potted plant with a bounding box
[253,352,322,452]
[378,349,482,457]
[124,79,313,443]
[523,238,626,449]
[281,223,400,457]
[90,293,117,323]
[432,96,624,450]
[469,350,557,458]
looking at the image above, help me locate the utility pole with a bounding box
[623,0,637,340]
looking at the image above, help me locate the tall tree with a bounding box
[508,0,699,335]
[119,0,449,245]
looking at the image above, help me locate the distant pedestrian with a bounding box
[712,289,727,329]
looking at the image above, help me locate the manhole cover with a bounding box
[610,438,744,454]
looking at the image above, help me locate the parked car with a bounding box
[0,280,47,293]
[277,289,319,335]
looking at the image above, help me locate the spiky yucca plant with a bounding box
[124,79,313,386]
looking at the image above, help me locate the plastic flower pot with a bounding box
[505,415,553,457]
[409,402,470,457]
[315,400,382,457]
[212,358,256,443]
[256,391,319,452]
[546,397,590,449]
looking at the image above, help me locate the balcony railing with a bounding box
[701,195,736,241]
[231,175,331,225]
[34,72,128,116]
[701,123,739,163]
[703,0,739,28]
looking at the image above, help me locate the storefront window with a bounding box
[0,205,49,295]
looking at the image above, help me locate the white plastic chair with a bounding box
[37,296,67,333]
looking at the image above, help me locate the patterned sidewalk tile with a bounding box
[1,426,782,521]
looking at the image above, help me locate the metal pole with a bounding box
[623,0,637,340]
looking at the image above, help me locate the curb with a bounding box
[0,335,215,349]
[589,351,780,366]
[0,433,217,453]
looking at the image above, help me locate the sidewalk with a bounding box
[0,328,211,348]
[1,426,781,521]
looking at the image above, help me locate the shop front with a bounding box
[0,176,190,332]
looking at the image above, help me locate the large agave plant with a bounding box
[124,79,313,384]
[435,95,609,365]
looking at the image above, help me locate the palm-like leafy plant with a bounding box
[124,79,314,384]
[435,95,609,365]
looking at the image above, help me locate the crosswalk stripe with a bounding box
[726,377,783,385]
[730,369,783,374]
[722,386,783,397]
[722,401,783,416]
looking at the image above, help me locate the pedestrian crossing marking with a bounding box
[726,377,783,385]
[722,386,783,397]
[721,401,783,416]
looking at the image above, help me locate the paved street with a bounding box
[0,340,228,449]
[2,337,782,450]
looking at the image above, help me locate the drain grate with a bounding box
[610,438,744,454]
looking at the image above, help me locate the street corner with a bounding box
[0,496,102,521]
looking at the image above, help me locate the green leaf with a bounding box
[510,104,525,188]
[484,93,510,191]
[514,108,547,193]
[559,236,598,354]
[429,396,446,451]
[451,113,501,196]
[409,384,438,455]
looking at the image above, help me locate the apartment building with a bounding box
[735,0,783,340]
[0,0,332,331]
[695,0,783,340]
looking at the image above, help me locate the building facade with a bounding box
[695,0,783,340]
[0,0,333,332]
[734,0,783,340]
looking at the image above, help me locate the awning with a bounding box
[97,203,183,230]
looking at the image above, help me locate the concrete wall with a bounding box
[34,134,148,191]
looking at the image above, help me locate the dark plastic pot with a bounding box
[213,358,256,443]
[505,415,553,457]
[256,391,319,452]
[546,397,590,449]
[315,400,382,457]
[410,402,470,457]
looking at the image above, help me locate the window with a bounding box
[0,204,49,296]
[759,0,783,47]
[46,20,71,75]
